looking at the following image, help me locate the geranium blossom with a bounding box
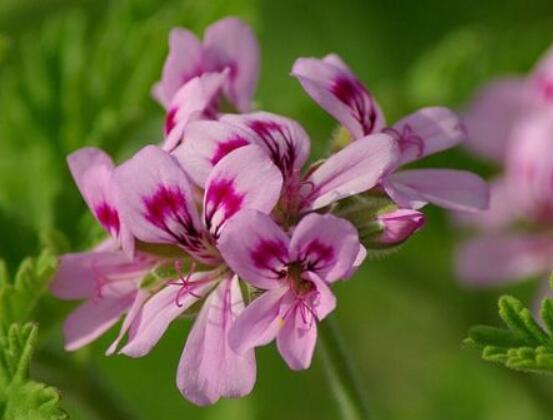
[455,43,553,303]
[291,54,489,212]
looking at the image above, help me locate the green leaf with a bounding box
[0,323,67,420]
[0,251,58,329]
[467,295,553,374]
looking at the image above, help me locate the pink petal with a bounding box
[121,272,215,357]
[291,54,385,139]
[228,286,290,354]
[219,209,289,290]
[452,177,520,232]
[221,112,311,177]
[113,146,212,262]
[177,276,256,406]
[531,42,553,102]
[305,272,337,320]
[463,78,534,161]
[163,71,229,152]
[289,213,361,283]
[389,107,465,165]
[203,17,260,112]
[386,169,489,212]
[456,234,553,287]
[305,132,399,210]
[203,145,283,238]
[64,292,135,351]
[173,120,255,187]
[154,28,205,109]
[276,303,318,371]
[106,289,149,355]
[50,250,151,300]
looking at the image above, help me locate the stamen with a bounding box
[168,261,201,307]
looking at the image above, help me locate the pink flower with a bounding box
[219,210,362,370]
[172,111,401,218]
[291,54,489,212]
[109,144,283,405]
[463,43,553,162]
[455,43,553,302]
[153,17,259,112]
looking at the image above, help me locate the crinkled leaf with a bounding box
[467,295,553,374]
[0,251,58,329]
[0,323,67,420]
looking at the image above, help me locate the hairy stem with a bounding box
[318,317,374,420]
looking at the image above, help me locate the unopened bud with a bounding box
[374,209,425,246]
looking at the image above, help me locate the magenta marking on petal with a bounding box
[143,186,205,252]
[250,239,288,277]
[248,119,298,176]
[210,137,250,165]
[535,73,553,101]
[95,202,120,236]
[331,76,377,135]
[299,239,334,272]
[205,179,244,237]
[383,124,425,159]
[165,108,178,135]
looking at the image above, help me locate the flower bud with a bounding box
[374,209,425,246]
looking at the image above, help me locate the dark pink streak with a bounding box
[210,137,250,165]
[95,202,120,236]
[205,179,244,234]
[165,108,178,135]
[383,124,425,159]
[248,119,297,175]
[331,76,377,135]
[302,239,334,272]
[251,239,288,273]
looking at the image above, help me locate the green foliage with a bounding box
[466,295,553,374]
[0,251,58,330]
[0,323,67,420]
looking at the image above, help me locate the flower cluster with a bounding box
[455,42,553,303]
[51,17,488,405]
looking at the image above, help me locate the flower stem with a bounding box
[318,317,374,420]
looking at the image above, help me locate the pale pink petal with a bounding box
[289,213,360,283]
[505,111,553,219]
[64,292,135,351]
[121,273,215,357]
[452,177,520,231]
[386,169,489,212]
[305,133,399,210]
[343,245,367,279]
[173,120,255,187]
[531,42,553,102]
[305,272,337,320]
[221,112,311,177]
[163,71,229,152]
[228,286,290,354]
[106,289,149,355]
[291,55,385,139]
[456,234,553,287]
[389,107,465,165]
[463,78,534,161]
[276,304,318,371]
[113,146,212,262]
[50,251,149,300]
[203,17,260,112]
[177,276,256,406]
[203,145,283,238]
[154,28,205,109]
[67,148,121,236]
[219,209,289,290]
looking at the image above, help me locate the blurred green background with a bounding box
[1,0,553,419]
